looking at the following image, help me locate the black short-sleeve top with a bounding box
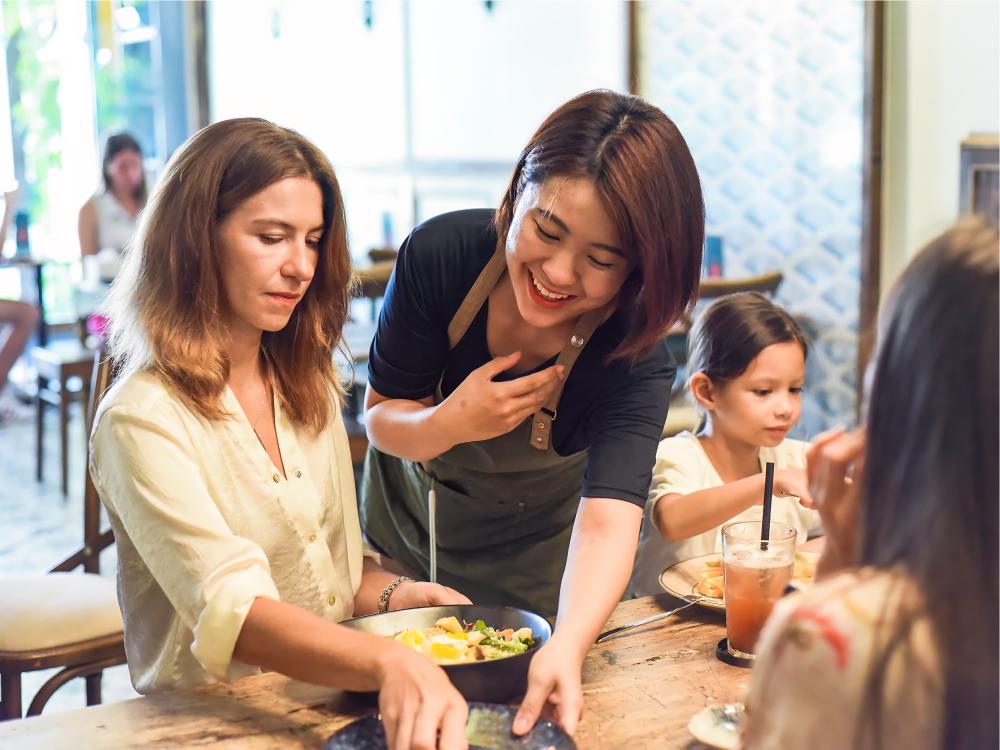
[367,209,676,507]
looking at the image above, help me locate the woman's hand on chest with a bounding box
[432,350,564,446]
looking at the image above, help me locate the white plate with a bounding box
[659,553,726,610]
[688,704,743,750]
[659,551,819,611]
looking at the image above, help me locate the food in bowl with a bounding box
[393,616,536,665]
[695,550,817,600]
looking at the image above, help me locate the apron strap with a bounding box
[442,239,605,452]
[529,309,603,451]
[447,241,507,349]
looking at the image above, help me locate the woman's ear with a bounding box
[689,372,718,411]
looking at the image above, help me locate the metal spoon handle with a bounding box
[596,598,702,644]
[428,488,437,583]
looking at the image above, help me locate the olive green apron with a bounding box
[360,243,603,616]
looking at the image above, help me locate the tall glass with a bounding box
[722,520,795,660]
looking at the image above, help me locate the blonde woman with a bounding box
[91,118,471,750]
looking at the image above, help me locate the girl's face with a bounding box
[505,177,633,330]
[106,149,144,194]
[698,341,806,448]
[216,177,323,341]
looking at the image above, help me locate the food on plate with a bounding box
[392,616,536,665]
[696,559,725,598]
[695,551,817,600]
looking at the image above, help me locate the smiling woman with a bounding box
[359,89,705,737]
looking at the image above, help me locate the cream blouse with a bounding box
[744,568,943,749]
[90,370,365,694]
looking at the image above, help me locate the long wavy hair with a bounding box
[495,89,705,362]
[104,118,352,431]
[856,216,998,748]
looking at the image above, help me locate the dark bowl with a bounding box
[339,605,551,703]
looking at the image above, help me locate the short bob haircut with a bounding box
[496,89,705,361]
[105,118,352,432]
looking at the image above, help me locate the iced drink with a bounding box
[722,521,795,660]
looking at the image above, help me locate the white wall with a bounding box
[881,0,1000,294]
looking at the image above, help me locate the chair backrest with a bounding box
[50,348,118,575]
[697,270,783,300]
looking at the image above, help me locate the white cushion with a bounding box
[663,403,700,438]
[0,573,123,651]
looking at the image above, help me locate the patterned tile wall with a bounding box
[640,0,864,435]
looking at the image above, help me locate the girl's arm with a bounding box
[653,467,811,540]
[512,498,642,736]
[364,353,562,463]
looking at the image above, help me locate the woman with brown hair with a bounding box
[92,118,471,750]
[743,217,999,749]
[361,89,705,734]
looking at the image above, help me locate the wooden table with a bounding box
[0,595,749,748]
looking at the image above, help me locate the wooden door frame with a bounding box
[858,0,885,406]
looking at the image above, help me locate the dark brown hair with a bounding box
[102,132,147,206]
[106,118,352,431]
[855,216,998,748]
[688,292,808,385]
[495,89,705,361]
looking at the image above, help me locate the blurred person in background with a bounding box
[0,186,39,423]
[76,132,147,338]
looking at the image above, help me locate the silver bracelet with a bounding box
[377,575,412,614]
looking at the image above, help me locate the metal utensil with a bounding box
[595,597,705,644]
[428,488,437,583]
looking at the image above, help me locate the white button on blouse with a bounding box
[90,371,367,694]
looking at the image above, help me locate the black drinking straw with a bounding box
[760,461,775,551]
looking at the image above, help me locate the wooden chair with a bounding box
[32,340,96,495]
[697,270,783,300]
[0,350,125,720]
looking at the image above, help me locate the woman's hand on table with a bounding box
[806,428,866,576]
[512,635,585,737]
[389,580,472,610]
[434,351,564,445]
[377,642,469,750]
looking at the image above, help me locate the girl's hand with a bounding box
[377,643,469,750]
[806,428,866,574]
[389,581,472,610]
[513,636,585,737]
[435,351,564,446]
[773,467,815,507]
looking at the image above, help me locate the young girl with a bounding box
[744,217,998,749]
[91,118,471,750]
[630,292,821,597]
